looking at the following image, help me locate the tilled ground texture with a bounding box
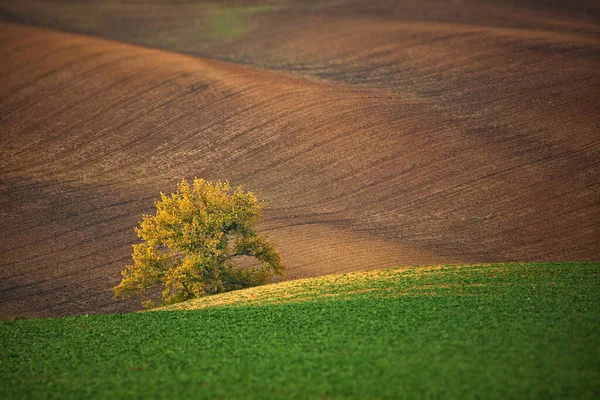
[0,1,599,318]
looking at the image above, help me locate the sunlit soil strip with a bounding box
[155,263,522,311]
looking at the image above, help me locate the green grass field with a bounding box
[1,262,599,399]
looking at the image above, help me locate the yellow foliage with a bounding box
[113,178,284,307]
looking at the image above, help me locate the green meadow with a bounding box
[1,262,599,399]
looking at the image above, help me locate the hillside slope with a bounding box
[2,262,599,399]
[0,4,599,318]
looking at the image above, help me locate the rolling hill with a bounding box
[0,0,599,318]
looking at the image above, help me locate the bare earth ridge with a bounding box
[0,1,598,318]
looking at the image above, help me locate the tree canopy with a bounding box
[113,178,284,307]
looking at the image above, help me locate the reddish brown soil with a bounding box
[0,1,598,318]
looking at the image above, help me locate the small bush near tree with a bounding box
[113,178,284,308]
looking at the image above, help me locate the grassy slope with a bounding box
[1,262,599,399]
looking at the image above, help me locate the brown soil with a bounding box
[0,1,598,318]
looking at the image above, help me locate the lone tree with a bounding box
[114,178,284,308]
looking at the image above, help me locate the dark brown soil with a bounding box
[0,1,598,318]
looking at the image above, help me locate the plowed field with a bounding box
[1,1,598,318]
